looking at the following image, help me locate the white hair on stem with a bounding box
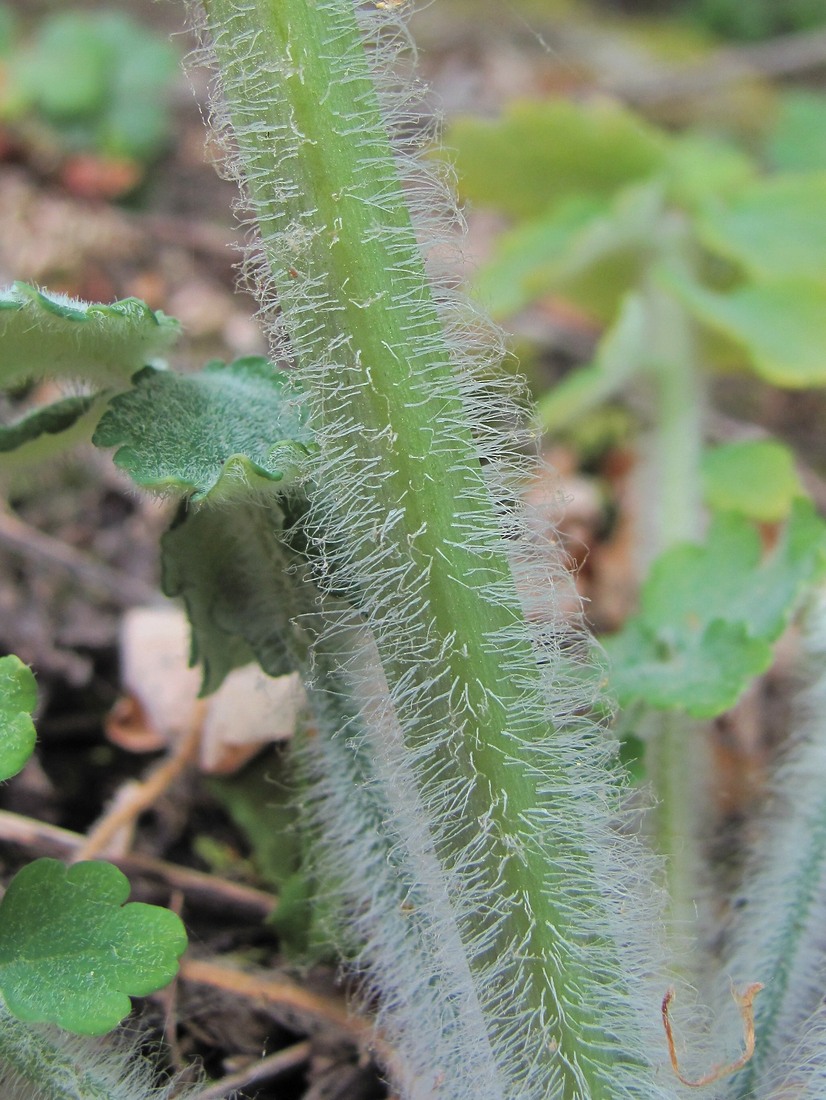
[0,998,191,1100]
[721,588,826,1099]
[186,1,687,1097]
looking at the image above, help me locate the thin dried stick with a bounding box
[0,506,158,606]
[183,957,404,1086]
[182,1040,311,1100]
[662,983,764,1088]
[73,703,206,861]
[0,809,276,920]
[608,27,826,104]
[179,957,361,1038]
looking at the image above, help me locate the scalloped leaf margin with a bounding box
[93,356,313,503]
[0,282,181,391]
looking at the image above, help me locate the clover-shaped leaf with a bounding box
[607,618,770,718]
[0,656,37,781]
[93,357,312,503]
[0,859,187,1035]
[605,501,826,717]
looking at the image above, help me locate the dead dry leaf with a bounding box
[110,606,306,774]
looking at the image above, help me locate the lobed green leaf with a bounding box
[447,97,667,220]
[0,859,187,1035]
[161,503,296,695]
[608,617,770,718]
[605,501,826,716]
[697,173,826,287]
[0,655,37,781]
[92,357,312,502]
[665,273,826,387]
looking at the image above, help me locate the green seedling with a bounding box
[0,655,188,1094]
[0,5,179,190]
[449,89,826,942]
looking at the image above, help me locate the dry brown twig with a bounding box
[73,700,206,861]
[0,808,277,920]
[0,506,158,607]
[178,958,361,1040]
[662,982,764,1088]
[181,1040,312,1100]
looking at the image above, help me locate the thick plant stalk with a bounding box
[191,2,676,1097]
[722,589,826,1099]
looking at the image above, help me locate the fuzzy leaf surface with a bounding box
[0,282,180,391]
[0,395,95,453]
[162,502,297,694]
[93,357,311,502]
[448,98,667,219]
[606,501,826,716]
[702,439,804,521]
[0,656,37,781]
[666,274,826,387]
[0,859,187,1034]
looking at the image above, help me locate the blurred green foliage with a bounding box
[449,91,826,430]
[687,0,826,41]
[0,5,179,167]
[605,500,826,716]
[449,85,826,721]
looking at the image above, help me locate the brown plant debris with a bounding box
[662,982,764,1088]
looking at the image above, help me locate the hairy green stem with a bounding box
[643,235,708,951]
[195,2,672,1096]
[723,590,826,1099]
[0,996,183,1100]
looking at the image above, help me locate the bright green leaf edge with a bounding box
[607,618,772,719]
[663,272,826,388]
[0,394,95,453]
[604,502,826,716]
[0,858,187,1035]
[0,282,181,391]
[0,655,37,781]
